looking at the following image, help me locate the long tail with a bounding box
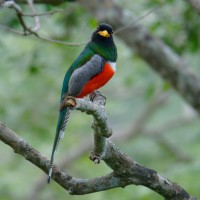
[47,108,71,183]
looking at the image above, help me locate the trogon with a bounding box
[48,23,117,183]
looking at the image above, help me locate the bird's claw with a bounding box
[60,96,77,111]
[89,91,106,105]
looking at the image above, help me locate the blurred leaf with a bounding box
[145,83,156,100]
[162,81,171,91]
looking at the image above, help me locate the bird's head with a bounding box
[91,23,114,42]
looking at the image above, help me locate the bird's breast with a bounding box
[76,61,116,98]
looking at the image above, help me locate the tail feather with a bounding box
[47,108,71,183]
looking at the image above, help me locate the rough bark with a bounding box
[0,94,196,199]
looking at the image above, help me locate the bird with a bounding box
[48,23,117,183]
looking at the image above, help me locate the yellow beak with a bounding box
[98,30,110,38]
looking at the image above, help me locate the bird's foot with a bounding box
[60,96,77,111]
[89,91,106,106]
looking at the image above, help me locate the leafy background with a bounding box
[0,0,200,199]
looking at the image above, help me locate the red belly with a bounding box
[77,62,115,98]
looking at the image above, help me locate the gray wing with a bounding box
[68,54,106,96]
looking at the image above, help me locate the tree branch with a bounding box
[15,0,74,5]
[0,93,195,199]
[26,0,41,32]
[29,90,168,199]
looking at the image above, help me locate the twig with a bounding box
[1,0,85,46]
[0,24,27,35]
[15,0,68,5]
[26,0,40,32]
[35,34,86,46]
[2,0,39,35]
[0,23,86,46]
[21,9,64,17]
[2,0,22,12]
[114,2,165,34]
[2,0,64,17]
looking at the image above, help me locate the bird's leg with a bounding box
[89,90,106,105]
[60,95,77,111]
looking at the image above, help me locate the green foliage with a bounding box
[0,1,200,200]
[146,0,200,53]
